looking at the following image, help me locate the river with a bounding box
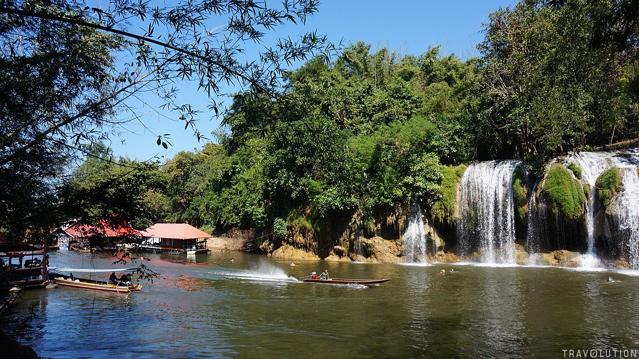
[2,251,639,358]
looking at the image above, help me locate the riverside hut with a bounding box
[141,223,211,255]
[60,220,140,251]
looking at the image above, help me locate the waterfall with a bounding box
[353,215,364,256]
[611,167,639,269]
[402,203,428,263]
[525,185,548,264]
[457,160,520,264]
[566,150,639,267]
[566,152,615,266]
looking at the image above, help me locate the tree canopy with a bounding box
[0,0,331,241]
[2,0,638,245]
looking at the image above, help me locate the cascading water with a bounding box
[525,184,549,264]
[402,203,427,263]
[566,152,616,267]
[611,166,639,269]
[457,160,520,264]
[566,151,639,267]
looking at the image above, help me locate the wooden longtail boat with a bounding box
[49,272,142,294]
[302,278,390,286]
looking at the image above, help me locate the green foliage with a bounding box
[0,17,120,241]
[542,164,586,220]
[477,0,639,169]
[272,218,288,239]
[567,163,583,180]
[402,153,443,206]
[512,168,528,222]
[431,165,466,224]
[596,167,622,208]
[56,0,639,241]
[61,144,168,229]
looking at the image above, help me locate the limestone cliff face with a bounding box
[359,237,402,263]
[232,151,638,267]
[270,244,320,261]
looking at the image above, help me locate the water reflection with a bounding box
[2,252,639,358]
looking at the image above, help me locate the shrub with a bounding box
[273,218,288,239]
[430,165,466,224]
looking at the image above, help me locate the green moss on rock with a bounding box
[431,165,466,224]
[596,167,622,208]
[583,184,591,201]
[542,164,586,220]
[512,167,527,222]
[567,163,583,180]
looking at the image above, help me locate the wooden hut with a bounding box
[141,223,211,255]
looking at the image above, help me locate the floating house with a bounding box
[58,220,140,251]
[0,242,49,288]
[141,223,211,255]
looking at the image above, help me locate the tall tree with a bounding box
[477,0,639,169]
[0,0,331,240]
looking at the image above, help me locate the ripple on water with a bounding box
[4,251,639,358]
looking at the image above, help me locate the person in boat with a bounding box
[320,270,330,280]
[310,271,319,279]
[109,272,118,284]
[119,273,131,285]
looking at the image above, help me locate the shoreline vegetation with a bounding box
[2,0,638,357]
[53,0,637,270]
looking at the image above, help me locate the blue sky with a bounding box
[109,0,518,161]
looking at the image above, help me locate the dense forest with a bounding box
[2,0,638,254]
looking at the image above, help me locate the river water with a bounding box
[3,251,639,358]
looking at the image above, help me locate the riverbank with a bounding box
[210,235,636,270]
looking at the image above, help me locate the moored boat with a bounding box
[48,267,142,293]
[0,243,50,289]
[50,274,141,293]
[302,278,390,286]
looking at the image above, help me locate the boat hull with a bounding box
[52,277,141,294]
[302,278,390,285]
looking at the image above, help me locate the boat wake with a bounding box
[210,262,299,283]
[211,269,299,283]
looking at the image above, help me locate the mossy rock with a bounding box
[542,164,586,220]
[430,164,466,224]
[512,167,527,222]
[596,167,622,208]
[583,183,591,200]
[567,163,583,180]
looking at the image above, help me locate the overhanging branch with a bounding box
[0,5,265,91]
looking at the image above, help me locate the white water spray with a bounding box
[566,151,639,268]
[402,203,428,263]
[457,160,520,264]
[211,261,299,283]
[611,167,639,269]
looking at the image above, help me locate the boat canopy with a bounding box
[50,267,140,273]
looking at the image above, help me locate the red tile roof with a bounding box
[141,223,211,240]
[64,220,140,238]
